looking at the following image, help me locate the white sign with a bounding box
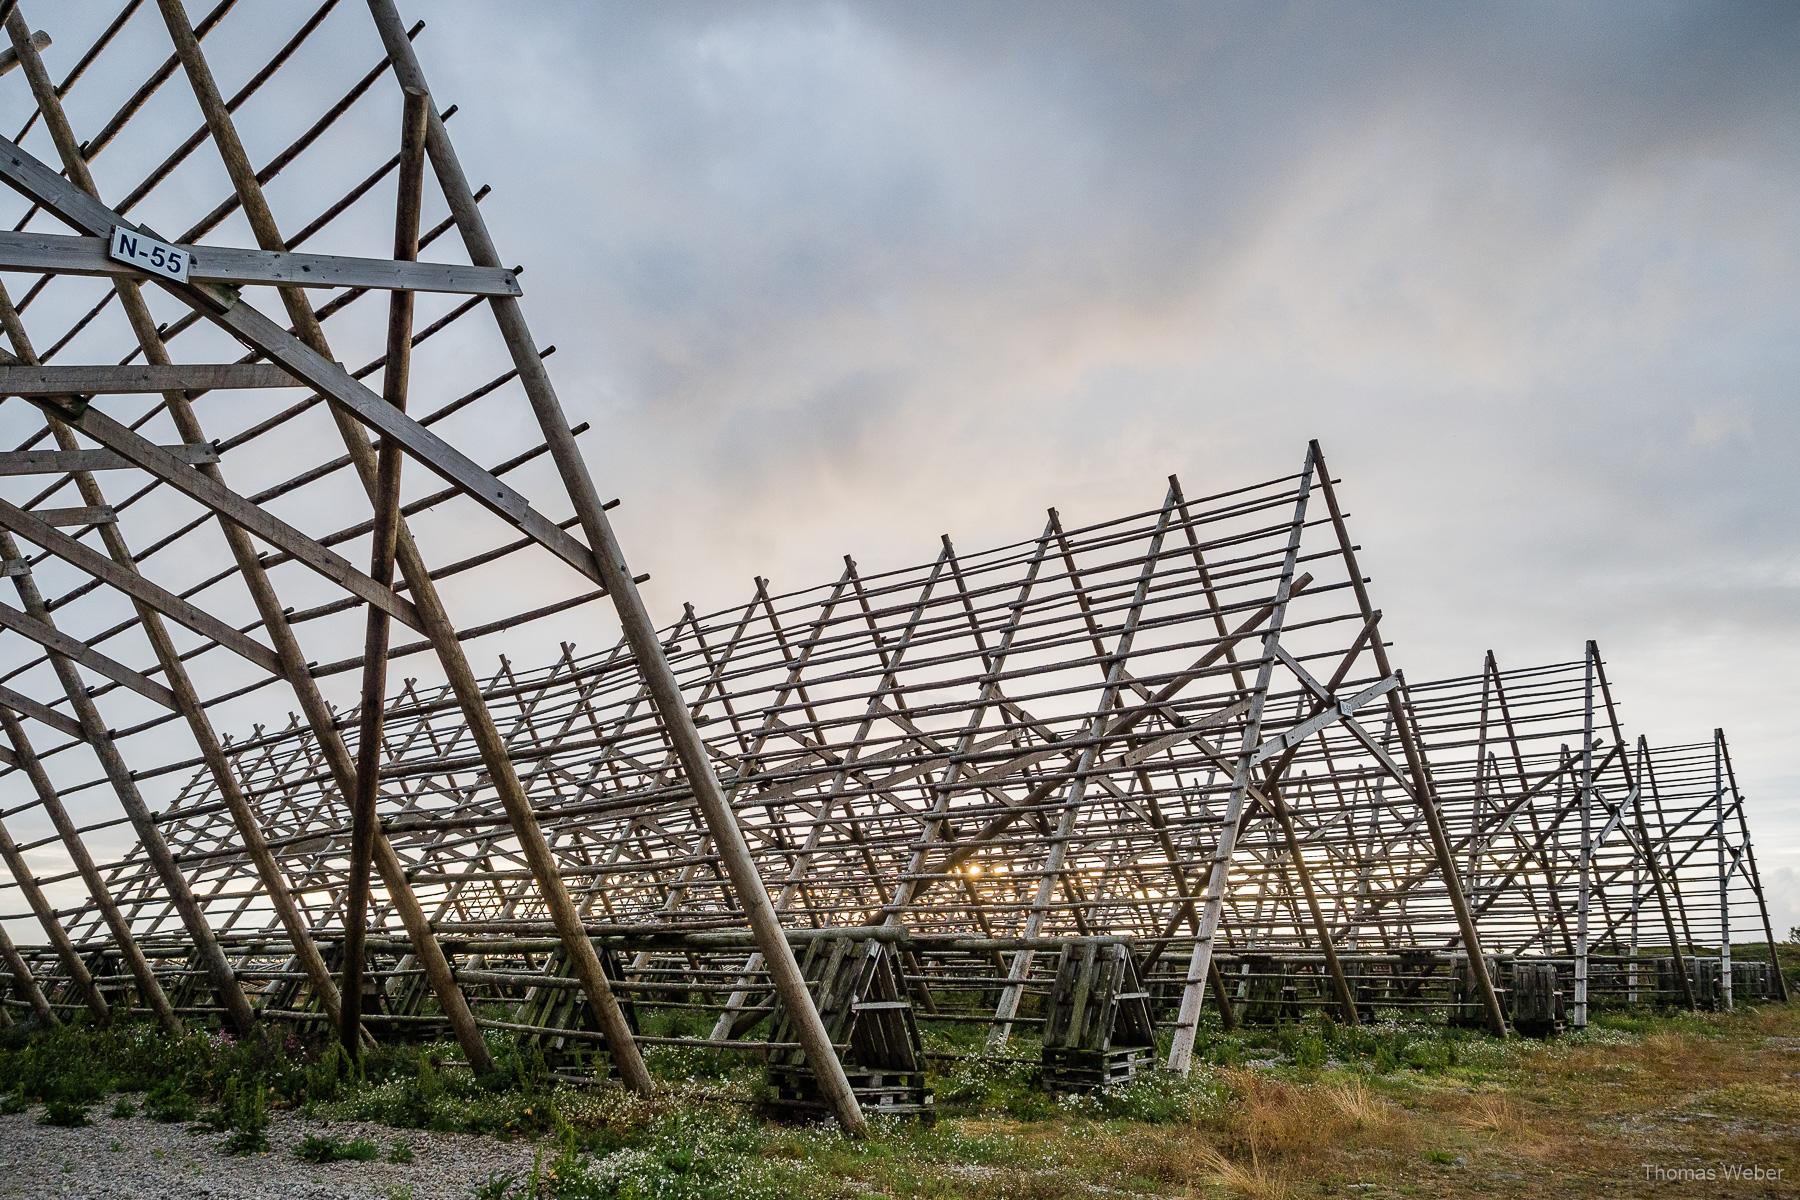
[108,225,190,284]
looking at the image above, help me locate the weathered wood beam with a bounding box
[0,443,217,474]
[22,505,114,526]
[0,496,286,675]
[0,682,86,742]
[0,362,303,394]
[0,229,520,296]
[344,84,430,1055]
[0,599,178,709]
[0,914,58,1025]
[0,27,46,77]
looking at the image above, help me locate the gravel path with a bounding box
[0,1102,539,1199]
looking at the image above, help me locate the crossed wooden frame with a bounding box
[33,441,1543,1071]
[0,0,864,1134]
[0,3,1782,1133]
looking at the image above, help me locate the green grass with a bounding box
[0,998,1794,1199]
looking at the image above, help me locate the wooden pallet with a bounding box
[1039,941,1156,1093]
[765,936,933,1120]
[1732,961,1774,1002]
[1449,956,1502,1029]
[1658,957,1725,1010]
[508,944,638,1076]
[1509,962,1565,1036]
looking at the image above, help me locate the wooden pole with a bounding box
[343,84,430,1056]
[0,809,107,1022]
[0,921,56,1025]
[1715,730,1732,1011]
[0,706,180,1031]
[1574,650,1595,1028]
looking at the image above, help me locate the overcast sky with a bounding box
[394,1,1800,933]
[2,2,1795,942]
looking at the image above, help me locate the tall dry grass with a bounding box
[1120,1070,1423,1197]
[1215,1070,1414,1159]
[1185,1145,1295,1200]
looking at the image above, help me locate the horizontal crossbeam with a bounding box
[0,363,304,395]
[0,230,521,296]
[0,444,217,474]
[0,30,48,78]
[23,505,113,526]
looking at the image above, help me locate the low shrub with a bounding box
[38,1098,90,1127]
[294,1133,381,1163]
[220,1081,270,1155]
[144,1077,197,1124]
[1085,1068,1226,1123]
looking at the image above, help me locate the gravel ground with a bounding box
[0,1103,539,1200]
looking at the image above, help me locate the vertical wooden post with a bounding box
[1591,652,1697,1011]
[343,85,430,1055]
[1573,646,1595,1028]
[1714,729,1732,1011]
